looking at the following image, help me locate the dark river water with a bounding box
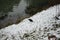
[0,0,60,29]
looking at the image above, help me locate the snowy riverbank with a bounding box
[0,4,60,40]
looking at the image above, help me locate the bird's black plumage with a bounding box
[28,19,33,22]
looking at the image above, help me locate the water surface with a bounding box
[0,0,60,29]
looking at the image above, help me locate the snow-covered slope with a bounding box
[0,4,60,40]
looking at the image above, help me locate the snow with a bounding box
[0,4,60,40]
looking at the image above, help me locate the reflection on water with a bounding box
[0,0,30,28]
[0,0,60,29]
[0,0,20,18]
[25,0,60,15]
[25,0,49,15]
